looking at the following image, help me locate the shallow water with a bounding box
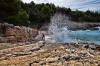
[68,30,100,44]
[45,30,100,45]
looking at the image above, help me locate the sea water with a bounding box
[68,30,100,44]
[47,13,100,45]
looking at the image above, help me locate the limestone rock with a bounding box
[5,28,16,36]
[0,43,100,66]
[7,36,17,42]
[0,23,38,43]
[15,36,28,42]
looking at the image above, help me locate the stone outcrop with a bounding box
[0,42,100,66]
[0,23,38,43]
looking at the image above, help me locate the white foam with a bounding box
[48,13,72,43]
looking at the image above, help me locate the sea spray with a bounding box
[48,13,72,43]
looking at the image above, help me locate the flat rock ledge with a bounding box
[0,42,100,66]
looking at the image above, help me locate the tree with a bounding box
[0,0,30,26]
[17,9,30,26]
[1,0,100,27]
[41,6,54,21]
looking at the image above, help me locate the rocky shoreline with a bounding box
[0,23,38,43]
[0,23,100,66]
[0,41,100,66]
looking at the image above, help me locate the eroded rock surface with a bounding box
[0,42,100,66]
[0,23,38,43]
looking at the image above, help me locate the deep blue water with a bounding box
[68,30,100,44]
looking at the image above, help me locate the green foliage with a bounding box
[41,6,54,19]
[18,9,29,20]
[0,0,100,27]
[0,0,29,26]
[17,9,30,26]
[69,10,100,22]
[22,3,54,26]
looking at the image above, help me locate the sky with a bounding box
[22,0,100,12]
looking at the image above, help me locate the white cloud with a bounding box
[22,0,100,12]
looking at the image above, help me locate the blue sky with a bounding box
[22,0,100,12]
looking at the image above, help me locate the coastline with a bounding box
[0,41,100,66]
[0,22,100,66]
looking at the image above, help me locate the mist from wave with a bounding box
[48,13,72,43]
[47,13,100,45]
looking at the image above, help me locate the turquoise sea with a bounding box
[68,30,100,44]
[48,27,100,45]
